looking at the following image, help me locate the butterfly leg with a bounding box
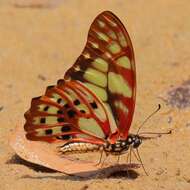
[129,147,132,165]
[129,148,148,176]
[101,152,109,168]
[125,147,132,178]
[131,148,140,162]
[117,155,120,164]
[136,148,148,176]
[95,148,104,166]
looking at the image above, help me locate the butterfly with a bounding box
[24,11,142,163]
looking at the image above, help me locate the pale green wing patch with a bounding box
[108,72,132,98]
[78,118,105,138]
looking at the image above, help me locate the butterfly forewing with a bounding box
[24,80,111,144]
[65,11,136,140]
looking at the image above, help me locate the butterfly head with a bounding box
[126,134,142,149]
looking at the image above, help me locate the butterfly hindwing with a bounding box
[64,11,136,140]
[24,80,111,143]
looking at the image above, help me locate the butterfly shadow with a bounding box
[6,154,56,173]
[7,154,140,181]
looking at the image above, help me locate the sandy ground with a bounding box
[1,0,190,189]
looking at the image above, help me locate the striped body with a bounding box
[59,134,142,155]
[59,142,102,154]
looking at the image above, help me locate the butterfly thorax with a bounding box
[59,134,142,155]
[104,134,142,155]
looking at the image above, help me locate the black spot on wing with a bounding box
[57,117,65,123]
[67,110,77,118]
[56,135,72,140]
[57,110,64,114]
[40,118,46,124]
[64,104,70,109]
[74,99,80,105]
[80,110,86,114]
[61,125,71,132]
[57,98,62,104]
[45,129,53,135]
[43,106,49,111]
[90,101,98,109]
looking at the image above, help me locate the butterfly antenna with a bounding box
[136,104,161,134]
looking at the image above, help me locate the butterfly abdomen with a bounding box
[59,142,103,154]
